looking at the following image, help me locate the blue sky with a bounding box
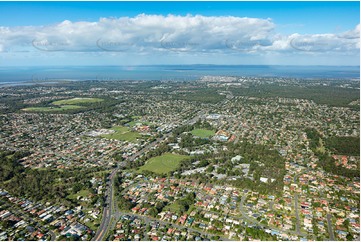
[0,1,359,34]
[0,1,359,66]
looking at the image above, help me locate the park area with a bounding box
[139,153,189,174]
[22,105,82,112]
[22,97,104,112]
[190,128,215,138]
[52,97,104,105]
[101,126,141,142]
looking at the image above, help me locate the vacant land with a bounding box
[22,105,82,112]
[52,97,104,105]
[139,153,189,174]
[191,128,215,138]
[101,126,141,142]
[163,202,183,213]
[67,189,91,200]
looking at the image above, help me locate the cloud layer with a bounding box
[0,14,359,56]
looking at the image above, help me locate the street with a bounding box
[92,168,117,241]
[327,213,335,241]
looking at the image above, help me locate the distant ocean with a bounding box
[0,65,359,85]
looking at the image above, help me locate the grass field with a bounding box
[191,128,215,138]
[127,121,141,127]
[84,220,99,231]
[52,97,104,105]
[127,120,151,127]
[22,97,103,112]
[139,153,189,174]
[67,189,91,200]
[101,126,141,142]
[164,202,183,213]
[22,105,82,112]
[125,116,151,127]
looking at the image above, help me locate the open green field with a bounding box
[22,105,82,112]
[127,121,141,127]
[52,97,104,105]
[127,120,151,127]
[84,218,101,231]
[101,126,141,142]
[164,202,183,213]
[139,153,189,174]
[67,189,91,200]
[22,97,103,112]
[191,128,215,138]
[125,116,151,127]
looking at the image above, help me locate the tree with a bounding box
[155,201,167,213]
[72,183,82,193]
[148,207,158,217]
[118,196,135,210]
[206,165,214,172]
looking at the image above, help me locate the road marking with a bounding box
[97,229,105,241]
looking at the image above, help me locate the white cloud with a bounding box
[284,26,360,53]
[0,14,274,53]
[0,14,359,58]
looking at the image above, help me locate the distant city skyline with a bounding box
[0,1,359,66]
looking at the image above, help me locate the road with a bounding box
[318,183,335,241]
[326,213,335,241]
[92,111,206,241]
[294,193,301,234]
[293,173,301,235]
[92,168,118,241]
[49,231,56,241]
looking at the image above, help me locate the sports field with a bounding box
[22,105,82,112]
[52,97,104,105]
[139,153,189,174]
[191,128,215,138]
[101,126,141,142]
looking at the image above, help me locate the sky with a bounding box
[0,1,359,66]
